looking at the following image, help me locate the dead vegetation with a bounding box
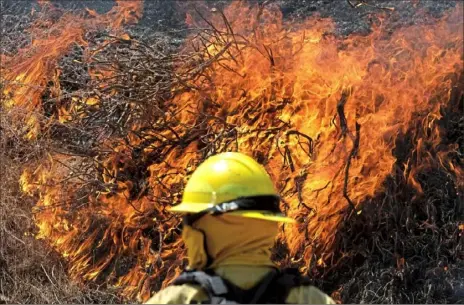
[0,110,123,304]
[1,1,463,304]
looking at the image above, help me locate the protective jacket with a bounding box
[145,265,335,304]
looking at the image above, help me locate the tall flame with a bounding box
[3,0,463,302]
[1,0,143,139]
[176,1,463,269]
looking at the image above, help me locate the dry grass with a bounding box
[0,110,121,304]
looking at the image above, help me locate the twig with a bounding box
[344,122,361,215]
[336,88,352,139]
[286,130,315,159]
[40,264,56,286]
[347,0,395,11]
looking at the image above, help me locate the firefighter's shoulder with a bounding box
[286,285,337,304]
[144,284,208,304]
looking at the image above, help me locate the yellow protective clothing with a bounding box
[145,215,335,304]
[145,264,336,304]
[170,152,294,223]
[184,213,277,270]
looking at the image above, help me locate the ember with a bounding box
[1,0,463,303]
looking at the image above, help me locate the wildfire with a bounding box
[2,0,463,302]
[1,0,142,139]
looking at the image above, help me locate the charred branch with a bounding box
[344,122,361,215]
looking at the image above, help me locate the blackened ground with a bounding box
[278,0,458,35]
[1,1,36,56]
[2,0,458,52]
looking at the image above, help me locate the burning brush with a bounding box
[1,0,463,303]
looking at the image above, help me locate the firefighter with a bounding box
[145,152,335,304]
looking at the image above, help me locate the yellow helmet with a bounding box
[170,152,295,223]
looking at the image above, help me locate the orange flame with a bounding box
[176,1,463,270]
[4,0,463,302]
[1,1,143,139]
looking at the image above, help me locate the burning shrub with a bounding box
[1,0,463,303]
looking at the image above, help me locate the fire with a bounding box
[3,0,463,302]
[1,0,142,139]
[178,1,463,270]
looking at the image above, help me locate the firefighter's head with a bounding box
[169,152,295,270]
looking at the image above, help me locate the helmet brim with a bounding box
[169,202,296,223]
